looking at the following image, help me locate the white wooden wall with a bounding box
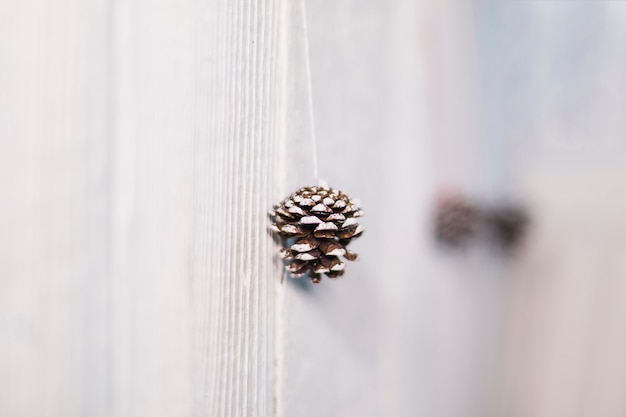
[0,0,286,415]
[2,1,626,417]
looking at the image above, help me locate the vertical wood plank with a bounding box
[282,1,435,416]
[108,0,196,415]
[190,0,285,416]
[0,0,110,416]
[0,0,288,415]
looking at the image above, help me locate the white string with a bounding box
[300,0,319,182]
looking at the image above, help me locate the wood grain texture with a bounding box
[0,0,287,416]
[0,0,111,416]
[189,1,285,416]
[108,0,195,415]
[3,1,626,417]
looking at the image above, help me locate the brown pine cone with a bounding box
[433,196,480,247]
[270,185,364,283]
[487,205,529,249]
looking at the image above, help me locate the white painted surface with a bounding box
[0,0,286,416]
[2,1,626,417]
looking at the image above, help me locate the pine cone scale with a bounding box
[300,216,322,225]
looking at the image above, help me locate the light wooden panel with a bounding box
[0,0,287,416]
[4,1,626,417]
[282,1,436,416]
[107,0,195,415]
[188,0,285,416]
[0,0,110,416]
[498,172,626,417]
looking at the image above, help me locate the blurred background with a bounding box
[1,1,626,416]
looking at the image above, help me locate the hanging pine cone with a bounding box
[270,185,364,283]
[433,195,480,247]
[487,205,529,249]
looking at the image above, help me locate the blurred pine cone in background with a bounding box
[270,186,364,284]
[487,205,529,250]
[433,196,481,247]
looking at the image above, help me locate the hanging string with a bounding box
[300,0,319,182]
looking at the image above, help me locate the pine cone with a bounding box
[487,205,528,249]
[270,185,364,283]
[433,196,480,247]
